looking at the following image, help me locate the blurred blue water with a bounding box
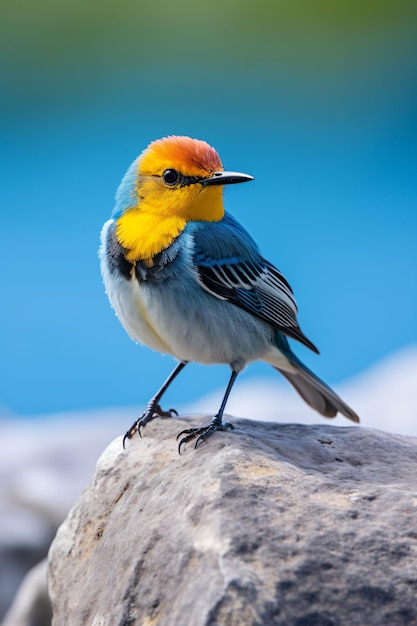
[1,71,416,416]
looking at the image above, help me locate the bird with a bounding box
[99,135,359,453]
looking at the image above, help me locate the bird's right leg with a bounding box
[123,361,187,447]
[176,370,238,453]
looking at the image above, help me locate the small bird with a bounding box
[100,136,359,453]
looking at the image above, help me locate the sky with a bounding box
[1,0,416,416]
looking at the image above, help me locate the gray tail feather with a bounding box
[275,360,360,423]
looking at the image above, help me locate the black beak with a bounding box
[201,171,254,186]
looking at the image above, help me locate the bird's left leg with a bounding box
[177,370,239,454]
[123,361,187,447]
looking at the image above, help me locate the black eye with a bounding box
[162,169,180,186]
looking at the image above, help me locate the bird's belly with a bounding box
[102,262,274,367]
[138,281,275,368]
[104,272,176,355]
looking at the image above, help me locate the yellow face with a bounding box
[137,135,225,222]
[135,173,224,222]
[115,136,225,262]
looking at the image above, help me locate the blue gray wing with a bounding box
[189,214,319,353]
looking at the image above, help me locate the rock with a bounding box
[1,559,51,626]
[0,534,53,625]
[48,417,417,626]
[0,412,123,621]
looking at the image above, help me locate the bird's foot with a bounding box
[123,403,178,448]
[176,415,234,454]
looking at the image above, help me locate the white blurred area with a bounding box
[0,345,416,618]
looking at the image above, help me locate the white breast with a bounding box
[99,220,175,355]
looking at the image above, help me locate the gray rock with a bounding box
[0,411,124,621]
[1,559,51,626]
[0,535,53,624]
[48,417,417,626]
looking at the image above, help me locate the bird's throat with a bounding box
[115,209,187,263]
[115,185,225,263]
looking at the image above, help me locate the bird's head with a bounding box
[113,136,253,261]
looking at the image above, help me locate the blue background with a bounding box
[1,1,416,416]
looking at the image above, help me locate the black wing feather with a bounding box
[196,258,319,353]
[188,214,319,354]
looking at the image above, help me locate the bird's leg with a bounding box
[123,361,187,447]
[177,370,239,454]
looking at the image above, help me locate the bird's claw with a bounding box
[123,403,178,448]
[176,418,234,454]
[153,404,178,419]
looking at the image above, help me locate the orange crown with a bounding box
[138,136,223,178]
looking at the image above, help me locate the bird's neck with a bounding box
[115,209,187,263]
[115,187,225,263]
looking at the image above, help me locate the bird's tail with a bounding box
[274,354,359,423]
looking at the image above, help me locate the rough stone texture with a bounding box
[48,417,417,626]
[1,559,51,626]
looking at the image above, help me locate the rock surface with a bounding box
[48,417,417,626]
